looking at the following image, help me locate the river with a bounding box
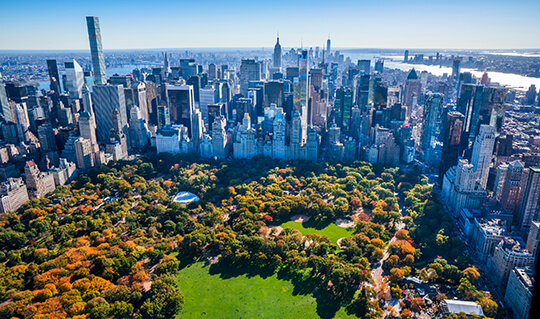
[343,52,540,92]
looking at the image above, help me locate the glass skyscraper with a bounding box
[86,16,107,85]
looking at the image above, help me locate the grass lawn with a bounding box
[279,220,355,245]
[176,262,358,319]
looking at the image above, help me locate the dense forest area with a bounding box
[0,155,501,318]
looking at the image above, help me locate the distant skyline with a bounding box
[1,0,539,50]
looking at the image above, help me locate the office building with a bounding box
[294,50,309,140]
[200,88,217,121]
[64,60,85,99]
[78,111,98,152]
[439,112,464,184]
[240,60,261,97]
[86,16,107,85]
[374,60,384,73]
[334,87,353,133]
[403,69,421,118]
[470,125,496,189]
[499,160,523,213]
[452,58,461,82]
[264,81,284,108]
[129,106,148,148]
[166,85,195,133]
[516,167,540,232]
[421,92,444,163]
[0,82,12,122]
[273,35,282,69]
[326,38,331,59]
[46,59,62,93]
[14,103,30,142]
[357,60,370,75]
[93,84,128,142]
[106,108,128,160]
[58,107,73,127]
[458,85,507,147]
[37,124,56,152]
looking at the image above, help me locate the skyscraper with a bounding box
[357,60,370,75]
[326,38,331,59]
[166,85,195,132]
[439,111,464,184]
[64,60,84,99]
[37,124,57,152]
[200,88,217,121]
[499,160,523,213]
[334,87,353,133]
[264,81,284,108]
[163,52,171,77]
[239,59,261,96]
[208,63,217,80]
[129,106,148,148]
[212,116,228,158]
[74,137,94,170]
[86,16,107,85]
[470,125,496,189]
[403,69,421,118]
[374,60,384,73]
[46,59,61,93]
[516,167,540,231]
[0,82,12,122]
[273,35,282,69]
[452,58,461,83]
[421,92,444,163]
[294,50,309,141]
[458,84,507,149]
[106,107,128,160]
[92,84,128,142]
[78,111,98,155]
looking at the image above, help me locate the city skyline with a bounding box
[1,0,540,50]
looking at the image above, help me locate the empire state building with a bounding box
[273,35,282,69]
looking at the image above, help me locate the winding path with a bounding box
[370,192,405,317]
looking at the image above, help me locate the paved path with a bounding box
[370,192,405,317]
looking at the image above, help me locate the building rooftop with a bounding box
[443,300,484,316]
[514,268,535,293]
[477,218,506,236]
[172,191,200,204]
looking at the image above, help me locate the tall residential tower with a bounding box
[86,16,107,85]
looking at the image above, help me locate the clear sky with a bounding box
[1,0,539,50]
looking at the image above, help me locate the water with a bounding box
[344,52,540,92]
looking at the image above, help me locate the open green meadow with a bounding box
[279,220,355,245]
[176,262,358,319]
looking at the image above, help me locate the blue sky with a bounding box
[1,0,539,50]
